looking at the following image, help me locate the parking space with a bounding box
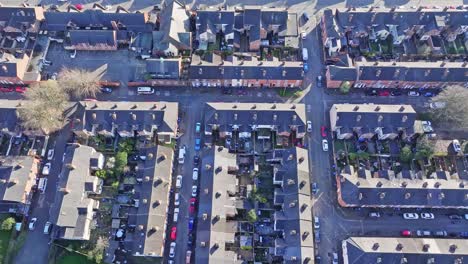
[44,43,144,84]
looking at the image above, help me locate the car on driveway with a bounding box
[320,126,327,137]
[28,218,37,230]
[306,121,312,132]
[408,91,420,96]
[403,213,419,220]
[42,162,51,176]
[170,226,177,240]
[401,230,412,237]
[191,186,198,197]
[322,140,328,151]
[420,212,435,219]
[195,138,201,151]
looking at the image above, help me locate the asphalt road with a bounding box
[14,124,72,264]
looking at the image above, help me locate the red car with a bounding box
[170,226,177,240]
[401,230,411,237]
[0,87,13,92]
[320,126,327,137]
[15,86,26,93]
[189,205,195,214]
[190,198,196,205]
[378,90,390,96]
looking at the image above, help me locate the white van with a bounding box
[137,87,154,95]
[302,48,308,61]
[38,178,47,194]
[178,146,186,164]
[173,208,179,223]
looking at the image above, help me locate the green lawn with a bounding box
[57,253,95,264]
[0,230,11,263]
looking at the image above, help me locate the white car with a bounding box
[70,49,76,58]
[408,91,420,96]
[453,139,461,153]
[306,121,312,132]
[420,212,435,219]
[192,168,199,181]
[403,213,419,220]
[43,221,52,234]
[169,242,176,258]
[28,218,37,230]
[322,139,328,151]
[421,121,433,133]
[301,30,306,40]
[314,217,320,229]
[332,252,338,264]
[176,175,183,189]
[429,102,446,109]
[47,149,54,160]
[174,193,180,206]
[42,163,51,175]
[191,185,198,197]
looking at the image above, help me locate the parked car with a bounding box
[186,250,192,264]
[174,193,180,206]
[429,102,446,109]
[191,185,198,197]
[303,62,309,72]
[403,213,419,220]
[307,121,312,132]
[169,242,176,258]
[173,208,179,223]
[416,230,431,237]
[43,222,52,234]
[314,217,320,229]
[42,162,51,176]
[449,215,463,220]
[423,92,434,97]
[322,139,328,151]
[188,218,194,232]
[390,90,402,96]
[312,182,318,194]
[28,218,37,230]
[316,75,322,87]
[47,149,55,160]
[452,139,461,152]
[195,138,201,151]
[170,226,177,240]
[421,121,433,133]
[434,230,448,237]
[365,89,378,96]
[176,175,183,189]
[420,212,435,219]
[369,212,381,218]
[378,90,390,96]
[320,126,327,137]
[332,253,338,264]
[301,30,307,39]
[192,168,199,181]
[314,230,320,243]
[408,91,420,96]
[189,205,195,214]
[459,232,468,238]
[193,155,200,166]
[401,230,412,237]
[100,87,113,93]
[195,122,201,134]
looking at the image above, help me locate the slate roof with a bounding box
[204,102,307,136]
[190,54,304,80]
[343,237,468,264]
[145,58,180,79]
[42,9,150,32]
[322,9,340,39]
[195,148,241,264]
[132,146,173,257]
[331,104,416,130]
[0,6,43,36]
[338,166,468,208]
[75,101,178,136]
[0,99,22,133]
[56,145,103,240]
[153,0,190,52]
[69,30,117,46]
[270,148,314,262]
[0,156,37,204]
[196,10,235,39]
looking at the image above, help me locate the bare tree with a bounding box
[430,85,468,128]
[58,68,102,99]
[18,80,69,134]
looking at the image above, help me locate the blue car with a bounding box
[460,232,468,238]
[303,62,309,72]
[424,92,434,97]
[188,218,194,232]
[195,138,201,151]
